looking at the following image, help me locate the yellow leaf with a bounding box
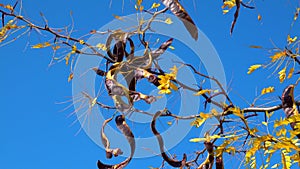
[91,97,97,107]
[189,137,206,142]
[65,53,71,65]
[263,164,269,169]
[213,89,219,93]
[271,164,280,168]
[261,86,275,95]
[223,10,229,14]
[32,44,44,49]
[262,121,268,126]
[287,35,297,44]
[52,45,60,50]
[210,135,221,140]
[158,88,171,94]
[278,67,286,83]
[170,65,178,75]
[167,121,172,125]
[113,14,123,20]
[4,4,13,11]
[139,5,144,11]
[190,118,205,128]
[96,43,107,51]
[79,40,84,44]
[44,42,51,47]
[32,42,51,49]
[71,45,77,54]
[169,82,178,91]
[151,3,160,9]
[247,64,262,74]
[199,112,212,119]
[266,111,274,119]
[165,18,173,24]
[137,0,143,6]
[68,73,74,82]
[270,51,286,62]
[168,46,175,50]
[222,0,236,9]
[287,68,294,79]
[211,109,219,117]
[249,45,263,48]
[258,14,262,21]
[194,89,211,96]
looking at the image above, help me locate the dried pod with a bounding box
[161,0,198,40]
[97,115,135,169]
[151,110,187,168]
[281,85,300,138]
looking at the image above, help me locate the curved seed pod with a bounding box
[151,38,173,59]
[101,116,123,159]
[106,32,132,63]
[130,38,173,71]
[230,0,240,35]
[197,141,214,169]
[161,0,198,40]
[151,111,187,168]
[281,85,300,139]
[230,0,254,35]
[110,37,135,92]
[106,34,117,62]
[97,115,135,169]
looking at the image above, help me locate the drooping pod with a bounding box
[101,116,123,159]
[151,38,173,59]
[97,115,135,169]
[281,85,300,139]
[106,32,134,63]
[151,110,187,168]
[160,0,198,40]
[230,0,254,34]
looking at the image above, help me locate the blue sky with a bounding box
[1,0,299,169]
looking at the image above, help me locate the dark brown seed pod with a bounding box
[281,85,300,139]
[151,110,187,168]
[101,116,123,159]
[97,115,135,169]
[161,0,198,40]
